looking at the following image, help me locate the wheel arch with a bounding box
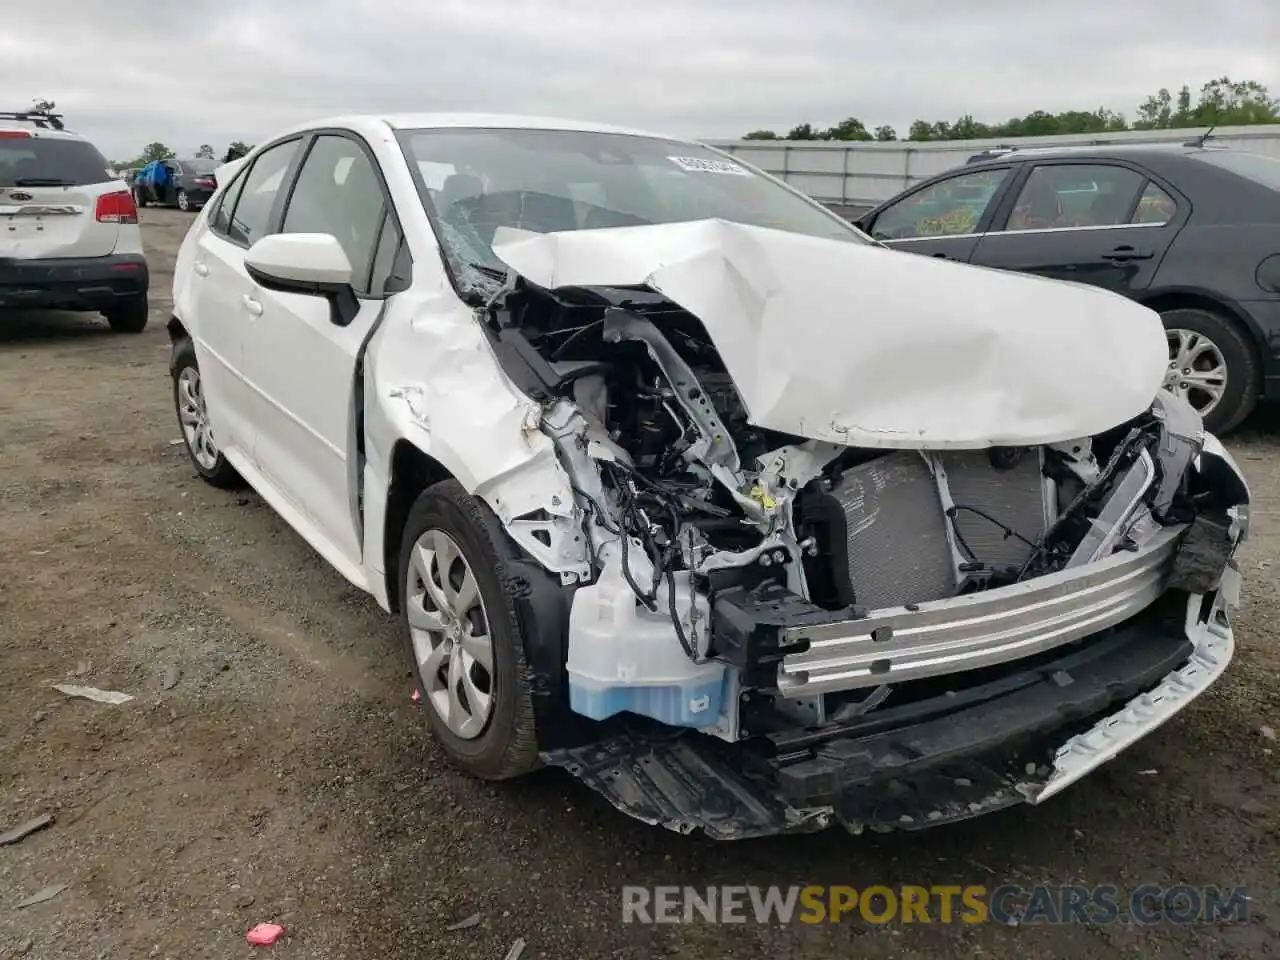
[166,317,190,375]
[1138,288,1265,365]
[382,439,455,614]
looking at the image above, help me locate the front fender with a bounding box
[361,294,590,608]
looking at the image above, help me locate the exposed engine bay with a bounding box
[481,275,1247,758]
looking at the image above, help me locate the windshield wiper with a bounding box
[14,177,73,187]
[465,262,508,280]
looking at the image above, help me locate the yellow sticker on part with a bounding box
[749,485,777,510]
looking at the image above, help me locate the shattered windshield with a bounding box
[397,127,870,295]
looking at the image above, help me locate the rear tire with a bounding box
[134,189,147,208]
[1159,306,1259,435]
[399,480,540,780]
[104,295,148,333]
[171,338,243,489]
[176,189,191,212]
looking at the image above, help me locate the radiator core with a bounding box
[825,449,1048,609]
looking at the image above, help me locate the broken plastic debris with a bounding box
[411,687,421,704]
[446,912,481,931]
[1261,725,1276,742]
[15,883,68,909]
[51,684,134,705]
[504,938,528,960]
[1138,769,1159,776]
[246,923,285,946]
[0,813,54,847]
[168,438,185,446]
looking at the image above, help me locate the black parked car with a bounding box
[855,144,1280,433]
[133,158,219,212]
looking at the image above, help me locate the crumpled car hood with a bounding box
[492,219,1170,449]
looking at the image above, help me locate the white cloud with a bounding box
[5,0,1277,160]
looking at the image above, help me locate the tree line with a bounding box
[741,77,1280,142]
[111,140,254,171]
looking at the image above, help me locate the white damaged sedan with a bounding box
[168,115,1250,838]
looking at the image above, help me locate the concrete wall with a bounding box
[708,124,1280,211]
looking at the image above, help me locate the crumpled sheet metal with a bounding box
[493,219,1169,450]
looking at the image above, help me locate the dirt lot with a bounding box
[1,207,1278,959]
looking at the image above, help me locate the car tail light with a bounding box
[95,190,138,224]
[194,177,216,188]
[0,130,32,138]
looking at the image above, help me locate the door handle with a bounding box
[1103,245,1154,262]
[193,262,209,277]
[241,295,263,316]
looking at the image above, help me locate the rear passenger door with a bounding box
[971,161,1186,296]
[859,166,1016,262]
[162,161,183,204]
[189,137,304,467]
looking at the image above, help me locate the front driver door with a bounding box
[858,166,1016,262]
[239,133,408,570]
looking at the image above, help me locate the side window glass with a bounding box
[210,172,247,236]
[227,139,301,247]
[1131,181,1176,225]
[869,169,1009,240]
[1006,164,1144,231]
[281,135,385,296]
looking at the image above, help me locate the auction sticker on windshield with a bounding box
[668,156,752,176]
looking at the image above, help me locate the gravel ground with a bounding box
[1,208,1278,960]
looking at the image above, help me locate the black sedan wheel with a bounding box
[1160,307,1259,434]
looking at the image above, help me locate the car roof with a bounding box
[963,142,1232,166]
[0,121,86,141]
[270,112,694,145]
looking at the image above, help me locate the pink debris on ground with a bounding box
[246,923,286,946]
[411,687,421,704]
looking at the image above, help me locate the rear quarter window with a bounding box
[0,136,112,186]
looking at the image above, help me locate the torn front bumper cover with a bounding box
[541,577,1237,839]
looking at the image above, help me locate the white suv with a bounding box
[168,114,1248,839]
[0,110,149,332]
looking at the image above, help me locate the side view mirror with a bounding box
[244,233,360,327]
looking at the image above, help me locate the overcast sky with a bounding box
[4,0,1277,161]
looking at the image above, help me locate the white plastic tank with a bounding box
[566,555,726,727]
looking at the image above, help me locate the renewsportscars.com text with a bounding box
[621,884,1249,926]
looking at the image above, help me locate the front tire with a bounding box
[171,338,242,488]
[176,189,191,212]
[399,480,540,780]
[104,295,148,333]
[1160,306,1259,435]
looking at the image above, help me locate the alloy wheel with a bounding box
[1164,328,1227,419]
[176,366,219,470]
[406,528,495,740]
